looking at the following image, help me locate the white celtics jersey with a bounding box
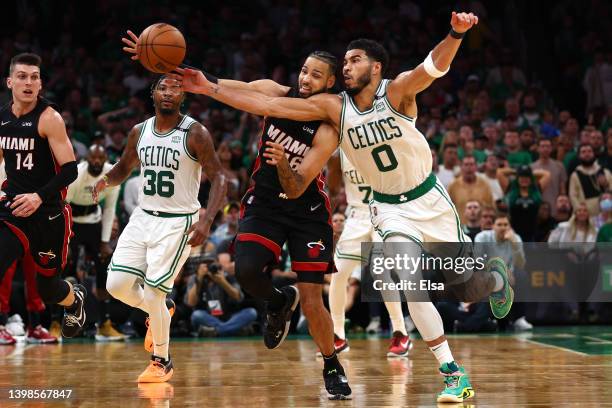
[136,115,201,213]
[339,79,432,194]
[340,150,371,211]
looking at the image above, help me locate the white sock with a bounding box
[106,272,150,313]
[144,286,171,360]
[330,257,360,340]
[492,271,504,292]
[385,301,407,335]
[429,340,455,366]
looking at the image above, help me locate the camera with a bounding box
[208,263,220,274]
[183,255,217,276]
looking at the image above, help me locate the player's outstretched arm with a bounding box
[172,68,340,124]
[264,123,338,199]
[186,123,227,246]
[92,124,141,203]
[10,107,77,217]
[387,11,478,101]
[121,30,288,97]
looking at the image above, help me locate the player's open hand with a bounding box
[450,11,478,33]
[263,141,288,166]
[10,193,42,217]
[186,220,211,246]
[121,30,139,60]
[169,67,211,95]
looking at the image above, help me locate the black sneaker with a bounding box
[61,284,87,338]
[263,286,299,349]
[323,365,352,400]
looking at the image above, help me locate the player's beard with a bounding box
[298,84,327,99]
[345,71,371,96]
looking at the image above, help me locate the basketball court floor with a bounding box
[1,326,611,407]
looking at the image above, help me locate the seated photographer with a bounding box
[185,261,257,337]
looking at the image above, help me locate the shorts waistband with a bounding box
[142,209,197,218]
[372,173,436,204]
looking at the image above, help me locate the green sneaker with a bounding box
[487,257,514,319]
[437,361,475,403]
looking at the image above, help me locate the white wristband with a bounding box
[423,51,449,78]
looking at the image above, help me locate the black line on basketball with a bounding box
[150,45,184,68]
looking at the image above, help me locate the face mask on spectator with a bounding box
[600,199,612,212]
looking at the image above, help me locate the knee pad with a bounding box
[36,274,70,304]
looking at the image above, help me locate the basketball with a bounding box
[137,23,186,73]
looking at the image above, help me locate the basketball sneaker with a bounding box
[263,286,299,350]
[323,364,352,400]
[316,334,350,357]
[26,325,59,344]
[6,314,25,336]
[96,319,127,342]
[0,326,16,345]
[436,361,475,403]
[61,284,87,338]
[387,331,412,358]
[145,298,175,352]
[137,355,174,383]
[487,257,514,319]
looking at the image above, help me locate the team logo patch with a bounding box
[307,240,325,258]
[38,250,56,266]
[375,101,386,112]
[278,193,288,200]
[172,135,181,143]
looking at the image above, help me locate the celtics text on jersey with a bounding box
[135,115,202,214]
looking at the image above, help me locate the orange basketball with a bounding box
[137,23,186,73]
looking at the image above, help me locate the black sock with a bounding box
[152,354,170,365]
[0,312,7,326]
[28,311,41,328]
[322,352,342,374]
[267,288,288,311]
[98,299,110,324]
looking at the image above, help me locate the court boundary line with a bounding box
[521,338,589,356]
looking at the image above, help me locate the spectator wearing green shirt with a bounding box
[504,130,532,167]
[595,193,612,241]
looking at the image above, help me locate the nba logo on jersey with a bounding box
[375,101,386,112]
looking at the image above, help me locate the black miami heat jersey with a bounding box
[245,88,329,214]
[0,98,64,207]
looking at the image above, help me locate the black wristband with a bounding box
[449,28,465,39]
[203,71,219,84]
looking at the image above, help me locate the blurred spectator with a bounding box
[503,165,550,241]
[503,130,532,167]
[448,155,494,223]
[186,262,257,337]
[531,138,567,216]
[568,144,612,216]
[105,127,127,164]
[478,154,504,203]
[534,202,557,242]
[554,194,573,223]
[332,211,346,243]
[479,206,495,231]
[209,202,240,248]
[462,200,482,241]
[474,212,531,330]
[548,202,598,245]
[583,50,612,114]
[596,193,612,242]
[122,172,142,217]
[435,143,460,188]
